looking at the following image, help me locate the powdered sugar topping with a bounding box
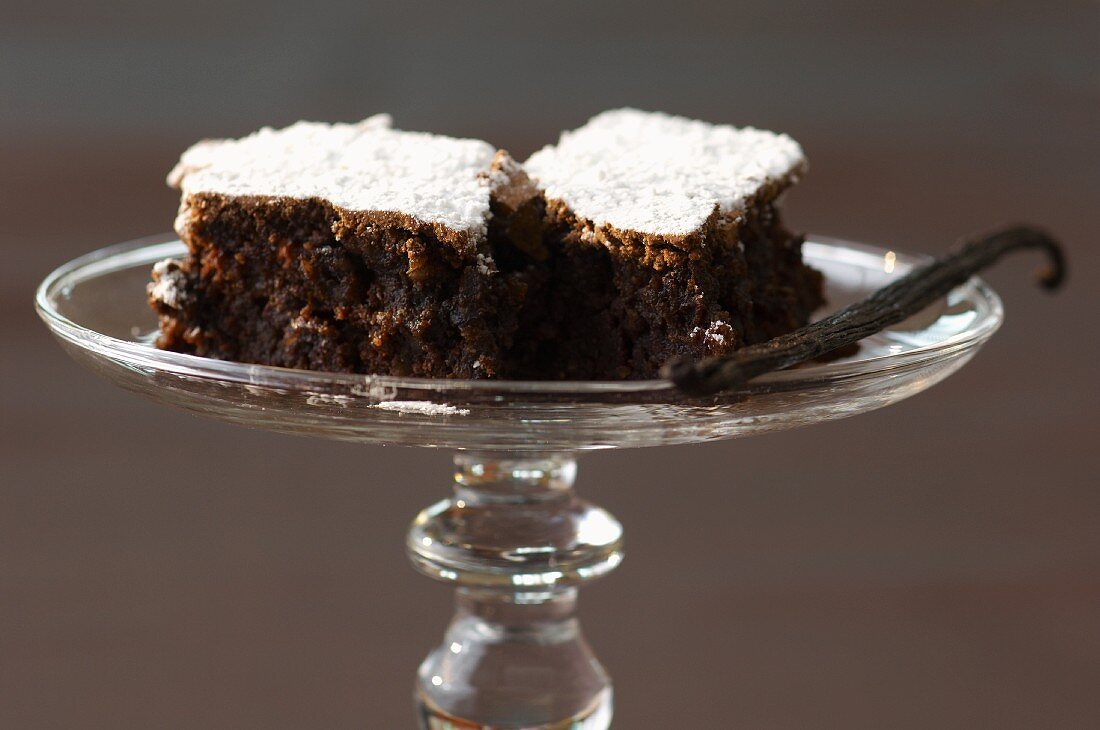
[525,109,805,236]
[692,320,730,346]
[147,258,184,309]
[168,115,499,235]
[372,401,470,416]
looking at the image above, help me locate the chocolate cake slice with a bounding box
[150,110,823,380]
[520,108,823,378]
[150,116,535,378]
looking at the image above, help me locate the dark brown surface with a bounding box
[157,192,528,378]
[157,159,820,380]
[524,198,822,379]
[3,2,1099,728]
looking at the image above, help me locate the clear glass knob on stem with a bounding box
[409,454,622,729]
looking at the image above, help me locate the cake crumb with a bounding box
[148,258,184,309]
[475,253,495,275]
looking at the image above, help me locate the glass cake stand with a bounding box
[36,234,1003,729]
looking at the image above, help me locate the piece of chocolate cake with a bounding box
[151,115,535,378]
[150,110,823,380]
[520,109,823,378]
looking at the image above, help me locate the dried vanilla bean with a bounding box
[663,225,1065,396]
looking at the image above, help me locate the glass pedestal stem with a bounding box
[408,453,623,729]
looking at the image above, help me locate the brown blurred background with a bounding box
[3,1,1099,727]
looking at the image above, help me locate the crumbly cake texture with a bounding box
[155,120,530,378]
[515,109,822,377]
[151,111,824,379]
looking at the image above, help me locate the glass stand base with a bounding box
[409,455,620,729]
[417,686,613,730]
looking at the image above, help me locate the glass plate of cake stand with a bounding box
[37,233,1002,729]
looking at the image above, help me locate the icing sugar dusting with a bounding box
[148,259,183,308]
[373,401,470,416]
[169,115,499,235]
[692,320,730,346]
[525,109,805,236]
[148,277,179,308]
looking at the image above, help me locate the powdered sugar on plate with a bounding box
[372,400,470,416]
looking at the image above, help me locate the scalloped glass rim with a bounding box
[36,233,1003,399]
